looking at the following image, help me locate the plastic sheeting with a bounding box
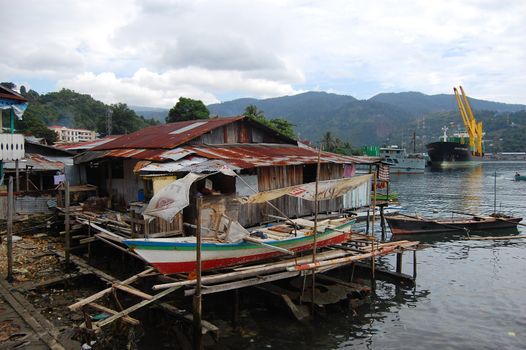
[237,174,373,204]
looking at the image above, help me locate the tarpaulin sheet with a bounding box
[237,174,373,204]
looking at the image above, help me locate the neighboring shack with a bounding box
[74,116,380,230]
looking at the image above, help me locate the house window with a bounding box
[110,159,124,179]
[303,164,317,183]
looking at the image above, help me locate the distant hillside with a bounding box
[208,90,526,151]
[130,105,168,122]
[370,91,526,116]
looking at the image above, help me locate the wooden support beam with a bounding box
[113,284,153,300]
[69,268,155,311]
[87,303,140,326]
[95,285,181,328]
[184,271,301,296]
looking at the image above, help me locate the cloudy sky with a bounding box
[1,0,525,107]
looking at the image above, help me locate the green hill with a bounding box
[208,91,526,151]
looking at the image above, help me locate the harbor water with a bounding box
[217,161,526,349]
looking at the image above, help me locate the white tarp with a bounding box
[237,174,373,204]
[143,172,205,221]
[143,166,237,221]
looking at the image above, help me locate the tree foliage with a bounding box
[243,105,296,139]
[166,97,210,122]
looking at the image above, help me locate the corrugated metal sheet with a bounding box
[3,153,65,171]
[92,116,245,150]
[56,135,122,151]
[186,144,377,167]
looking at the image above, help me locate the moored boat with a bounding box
[124,217,355,274]
[386,214,522,235]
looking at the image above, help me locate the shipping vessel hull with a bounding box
[426,141,481,166]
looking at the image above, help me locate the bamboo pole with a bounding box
[311,146,322,314]
[193,195,203,350]
[287,245,398,272]
[6,177,14,282]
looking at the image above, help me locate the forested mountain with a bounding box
[208,91,526,152]
[3,86,159,143]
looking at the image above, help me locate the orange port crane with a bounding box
[453,86,484,157]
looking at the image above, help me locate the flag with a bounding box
[378,164,390,181]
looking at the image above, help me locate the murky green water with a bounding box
[216,162,526,349]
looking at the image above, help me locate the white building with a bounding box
[49,126,97,143]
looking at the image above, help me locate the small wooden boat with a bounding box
[515,174,526,181]
[386,214,522,235]
[123,217,355,274]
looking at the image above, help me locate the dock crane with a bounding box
[453,86,484,157]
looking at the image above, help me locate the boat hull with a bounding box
[386,215,522,235]
[426,141,481,166]
[124,221,354,274]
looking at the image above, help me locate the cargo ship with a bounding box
[426,86,484,167]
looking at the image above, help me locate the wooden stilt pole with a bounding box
[413,250,417,279]
[65,180,71,268]
[6,177,14,282]
[232,289,239,330]
[107,162,113,209]
[193,195,203,350]
[15,160,19,193]
[311,147,322,315]
[25,165,29,192]
[380,205,386,242]
[396,252,403,274]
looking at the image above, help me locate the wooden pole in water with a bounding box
[6,177,14,282]
[413,250,417,279]
[380,205,386,241]
[65,180,71,268]
[493,171,497,215]
[311,147,322,315]
[396,252,403,274]
[193,195,203,350]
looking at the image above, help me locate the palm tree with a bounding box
[244,105,265,121]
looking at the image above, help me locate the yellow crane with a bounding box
[453,86,483,156]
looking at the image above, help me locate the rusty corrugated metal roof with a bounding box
[184,144,378,168]
[92,116,245,151]
[56,135,122,151]
[76,143,379,166]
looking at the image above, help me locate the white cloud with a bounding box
[58,68,301,107]
[1,0,525,105]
